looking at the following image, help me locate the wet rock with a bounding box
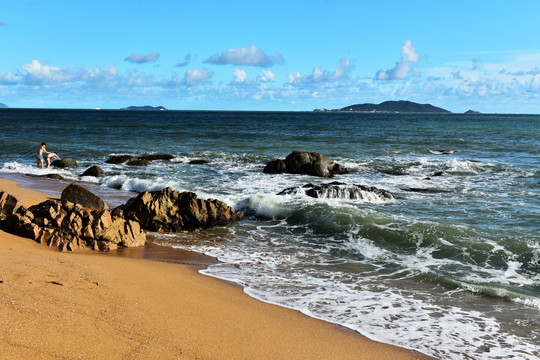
[82,165,106,177]
[51,158,78,168]
[126,159,150,166]
[138,154,174,161]
[264,151,349,178]
[278,182,394,201]
[120,187,244,232]
[105,155,138,164]
[189,159,208,165]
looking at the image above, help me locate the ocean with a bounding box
[1,108,538,359]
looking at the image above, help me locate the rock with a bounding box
[0,191,23,221]
[82,165,106,177]
[51,158,78,168]
[278,182,395,201]
[120,187,244,232]
[126,159,150,166]
[138,154,174,161]
[61,184,108,210]
[189,159,208,165]
[264,151,349,178]
[263,159,287,174]
[2,188,145,252]
[105,155,138,164]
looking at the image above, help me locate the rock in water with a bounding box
[278,182,395,201]
[82,165,106,177]
[51,158,78,168]
[264,151,349,178]
[61,184,108,210]
[121,187,244,232]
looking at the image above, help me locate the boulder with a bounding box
[61,184,108,210]
[126,159,150,166]
[51,158,78,168]
[0,191,23,221]
[105,155,138,164]
[278,182,394,201]
[120,187,244,232]
[138,154,174,161]
[82,165,106,177]
[189,159,208,165]
[264,151,349,178]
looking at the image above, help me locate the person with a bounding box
[36,143,50,168]
[46,152,61,168]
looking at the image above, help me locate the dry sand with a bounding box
[0,177,433,359]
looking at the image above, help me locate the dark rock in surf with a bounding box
[189,159,209,165]
[120,187,243,232]
[126,159,151,166]
[25,173,66,180]
[105,155,138,164]
[51,158,78,168]
[82,165,106,177]
[278,182,394,201]
[264,151,349,178]
[138,154,175,161]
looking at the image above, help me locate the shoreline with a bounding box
[0,175,434,359]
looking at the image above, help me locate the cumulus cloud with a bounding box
[205,45,284,67]
[258,70,275,82]
[183,68,212,86]
[376,40,420,80]
[176,54,191,67]
[124,52,160,64]
[288,58,352,86]
[233,69,248,82]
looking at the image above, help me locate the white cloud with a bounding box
[205,45,284,67]
[233,69,248,82]
[183,68,212,86]
[258,70,275,82]
[376,40,420,80]
[124,52,160,64]
[288,58,353,87]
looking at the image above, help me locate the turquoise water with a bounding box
[1,109,539,359]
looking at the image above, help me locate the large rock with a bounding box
[82,165,106,177]
[264,151,349,178]
[61,184,108,210]
[2,190,146,252]
[105,155,138,164]
[138,154,174,161]
[51,158,78,168]
[120,187,244,232]
[0,191,23,221]
[278,182,395,201]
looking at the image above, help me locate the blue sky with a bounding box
[1,0,540,113]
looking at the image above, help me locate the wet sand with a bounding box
[0,176,433,359]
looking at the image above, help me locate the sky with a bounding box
[1,0,540,113]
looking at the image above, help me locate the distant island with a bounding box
[314,100,451,113]
[121,105,167,111]
[0,102,8,108]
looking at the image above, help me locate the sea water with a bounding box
[1,109,538,359]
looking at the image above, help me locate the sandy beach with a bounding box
[0,177,432,359]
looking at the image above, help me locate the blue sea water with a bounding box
[1,109,539,359]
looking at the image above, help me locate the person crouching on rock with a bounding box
[46,152,61,168]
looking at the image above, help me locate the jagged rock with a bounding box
[82,165,106,177]
[105,155,138,164]
[0,191,23,221]
[278,182,395,201]
[264,151,349,178]
[51,158,78,168]
[61,184,108,210]
[120,187,244,232]
[138,154,174,161]
[2,190,145,252]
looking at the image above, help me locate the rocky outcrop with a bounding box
[264,151,349,178]
[106,155,138,164]
[82,165,106,177]
[1,189,146,252]
[278,182,395,201]
[51,158,79,168]
[120,187,244,232]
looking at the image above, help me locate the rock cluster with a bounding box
[120,187,244,232]
[278,182,395,201]
[264,151,349,178]
[0,186,145,252]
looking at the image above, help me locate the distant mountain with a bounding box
[0,102,8,108]
[122,105,167,111]
[464,109,481,114]
[315,100,451,113]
